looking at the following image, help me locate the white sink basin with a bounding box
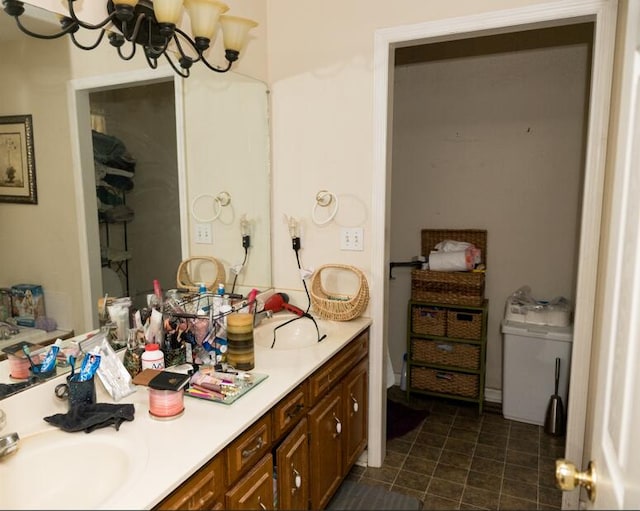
[0,427,147,510]
[254,314,332,350]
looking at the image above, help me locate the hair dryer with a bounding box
[263,292,307,317]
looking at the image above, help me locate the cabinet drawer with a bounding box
[156,453,226,510]
[309,330,368,403]
[225,453,274,510]
[226,414,271,484]
[411,367,479,398]
[411,338,480,370]
[272,383,308,441]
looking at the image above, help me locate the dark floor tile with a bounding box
[454,415,483,431]
[466,470,502,493]
[444,437,476,456]
[387,437,413,455]
[394,428,421,443]
[538,485,563,507]
[506,448,537,467]
[428,477,465,501]
[423,492,461,510]
[470,456,504,476]
[482,413,510,426]
[416,431,448,449]
[450,426,481,443]
[503,462,538,482]
[395,468,431,492]
[427,411,457,425]
[508,436,539,454]
[403,455,437,475]
[460,503,489,510]
[439,449,472,470]
[480,422,510,437]
[474,443,506,462]
[409,442,443,461]
[361,465,398,484]
[431,400,461,415]
[461,485,500,509]
[498,493,538,510]
[510,424,541,443]
[477,431,508,449]
[538,466,558,489]
[422,420,453,436]
[433,462,468,484]
[501,477,538,502]
[382,450,407,469]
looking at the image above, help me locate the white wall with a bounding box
[389,42,589,391]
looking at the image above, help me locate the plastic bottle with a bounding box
[142,343,165,370]
[400,353,408,391]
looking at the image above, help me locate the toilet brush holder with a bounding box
[544,357,566,436]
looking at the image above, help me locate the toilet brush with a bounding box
[544,357,566,436]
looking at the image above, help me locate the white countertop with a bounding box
[0,314,371,510]
[0,326,73,357]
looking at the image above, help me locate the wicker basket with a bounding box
[411,228,487,306]
[310,264,369,321]
[410,338,480,370]
[447,309,483,340]
[176,256,226,292]
[411,304,447,336]
[411,367,479,398]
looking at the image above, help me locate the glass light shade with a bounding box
[153,0,184,25]
[113,0,140,6]
[219,15,258,52]
[184,0,228,40]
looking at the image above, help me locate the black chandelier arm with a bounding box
[13,16,76,40]
[66,1,117,31]
[114,38,137,61]
[70,28,106,51]
[119,12,147,45]
[143,50,160,70]
[200,54,233,73]
[171,30,202,65]
[163,50,190,79]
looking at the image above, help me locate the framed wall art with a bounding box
[0,114,37,204]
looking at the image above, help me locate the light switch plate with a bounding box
[340,227,364,251]
[195,222,212,244]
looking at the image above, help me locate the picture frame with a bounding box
[0,114,37,204]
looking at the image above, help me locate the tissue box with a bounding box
[10,284,46,327]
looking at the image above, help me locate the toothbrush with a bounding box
[22,345,38,373]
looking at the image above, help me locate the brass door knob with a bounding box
[555,459,597,502]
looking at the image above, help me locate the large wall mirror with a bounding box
[0,4,271,396]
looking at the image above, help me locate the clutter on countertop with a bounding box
[43,402,135,433]
[504,285,572,327]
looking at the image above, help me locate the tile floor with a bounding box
[346,391,566,510]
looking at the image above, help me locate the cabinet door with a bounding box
[308,386,343,510]
[155,454,226,510]
[343,357,368,473]
[225,453,274,510]
[276,418,309,510]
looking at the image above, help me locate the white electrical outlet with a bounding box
[195,222,212,244]
[340,227,364,251]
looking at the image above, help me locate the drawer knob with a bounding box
[258,495,267,510]
[350,394,359,413]
[292,467,302,493]
[333,413,342,437]
[241,436,265,459]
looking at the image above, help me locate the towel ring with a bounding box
[311,190,339,226]
[191,191,232,222]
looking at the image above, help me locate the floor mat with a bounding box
[386,386,430,440]
[327,480,423,510]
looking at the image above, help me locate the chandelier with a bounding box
[2,0,258,78]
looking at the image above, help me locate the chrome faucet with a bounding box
[253,309,273,328]
[0,432,19,458]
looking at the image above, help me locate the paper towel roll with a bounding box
[428,250,472,271]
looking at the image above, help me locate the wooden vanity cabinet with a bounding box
[225,453,274,510]
[155,453,226,510]
[155,327,369,511]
